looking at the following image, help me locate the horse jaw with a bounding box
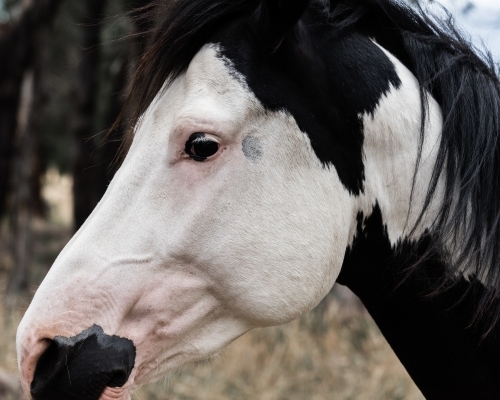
[17,44,355,395]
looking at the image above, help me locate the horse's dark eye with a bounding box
[185,133,220,161]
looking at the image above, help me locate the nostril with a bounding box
[31,339,71,395]
[30,325,136,400]
[107,369,128,388]
[34,340,58,378]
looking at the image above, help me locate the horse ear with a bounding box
[251,0,310,48]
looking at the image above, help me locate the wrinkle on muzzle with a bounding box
[31,324,136,400]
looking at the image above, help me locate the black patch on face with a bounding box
[338,205,500,399]
[242,135,263,163]
[211,11,401,194]
[31,324,136,400]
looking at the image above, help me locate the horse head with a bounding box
[16,0,500,399]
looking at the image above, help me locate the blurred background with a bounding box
[0,0,498,399]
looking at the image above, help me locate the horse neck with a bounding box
[338,203,500,399]
[338,47,500,400]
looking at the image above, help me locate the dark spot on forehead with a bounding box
[242,135,263,163]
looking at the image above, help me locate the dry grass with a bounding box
[0,219,73,376]
[133,293,423,400]
[0,170,423,400]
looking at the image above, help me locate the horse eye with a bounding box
[185,133,220,161]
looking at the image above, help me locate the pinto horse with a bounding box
[16,0,500,399]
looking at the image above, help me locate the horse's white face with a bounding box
[17,45,356,398]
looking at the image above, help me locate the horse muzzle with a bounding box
[22,325,136,400]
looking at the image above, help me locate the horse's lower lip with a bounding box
[99,386,131,400]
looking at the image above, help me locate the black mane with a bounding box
[326,0,500,328]
[121,0,500,325]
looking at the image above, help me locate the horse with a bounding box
[16,0,500,399]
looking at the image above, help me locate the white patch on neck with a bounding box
[353,44,444,247]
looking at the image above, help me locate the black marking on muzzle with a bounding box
[31,324,136,400]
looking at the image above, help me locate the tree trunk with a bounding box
[0,0,64,218]
[6,67,39,295]
[97,49,129,197]
[0,74,22,219]
[1,0,63,296]
[72,0,106,231]
[96,0,154,189]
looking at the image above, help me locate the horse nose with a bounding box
[30,325,136,400]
